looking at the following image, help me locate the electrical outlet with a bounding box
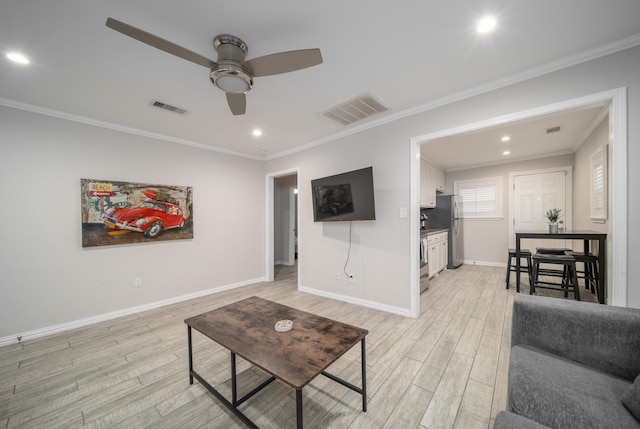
[134,277,143,288]
[348,273,356,283]
[334,271,340,281]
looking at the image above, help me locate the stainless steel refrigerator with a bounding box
[427,195,464,269]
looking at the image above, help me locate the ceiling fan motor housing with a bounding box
[210,34,254,94]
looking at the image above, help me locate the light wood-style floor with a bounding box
[0,264,598,428]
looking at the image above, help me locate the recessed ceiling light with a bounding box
[252,129,262,137]
[503,150,511,156]
[6,52,29,65]
[476,16,497,34]
[501,135,510,142]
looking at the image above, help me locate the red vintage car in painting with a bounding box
[103,199,185,238]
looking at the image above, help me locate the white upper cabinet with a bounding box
[420,159,444,207]
[435,167,445,193]
[420,158,436,207]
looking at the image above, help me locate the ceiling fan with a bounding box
[105,18,323,116]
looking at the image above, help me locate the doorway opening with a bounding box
[409,88,628,317]
[266,168,300,284]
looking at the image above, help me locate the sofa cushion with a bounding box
[622,374,640,420]
[509,345,639,429]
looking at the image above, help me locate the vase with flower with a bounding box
[546,208,563,233]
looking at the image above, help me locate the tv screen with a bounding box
[311,167,376,222]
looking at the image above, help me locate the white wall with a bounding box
[267,124,414,314]
[0,107,266,340]
[267,44,640,310]
[2,45,639,342]
[444,154,575,265]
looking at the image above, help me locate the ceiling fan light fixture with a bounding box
[210,63,253,93]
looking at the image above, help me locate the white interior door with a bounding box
[510,168,572,250]
[287,186,296,265]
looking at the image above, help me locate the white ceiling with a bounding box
[1,1,639,160]
[421,104,609,171]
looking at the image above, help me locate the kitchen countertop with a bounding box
[420,228,448,237]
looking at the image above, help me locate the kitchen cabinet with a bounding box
[427,242,437,277]
[428,231,449,278]
[440,235,449,268]
[435,167,445,193]
[420,159,445,207]
[420,158,436,207]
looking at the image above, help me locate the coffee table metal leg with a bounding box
[191,370,258,429]
[361,337,367,412]
[231,352,238,405]
[187,326,193,385]
[296,389,303,429]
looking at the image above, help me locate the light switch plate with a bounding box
[399,207,408,218]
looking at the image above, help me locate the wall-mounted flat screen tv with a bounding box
[311,167,376,222]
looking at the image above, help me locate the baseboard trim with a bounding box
[462,260,506,268]
[298,286,413,318]
[0,277,265,347]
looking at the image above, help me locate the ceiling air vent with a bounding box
[545,125,562,134]
[319,91,391,126]
[150,100,189,115]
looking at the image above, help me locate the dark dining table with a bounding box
[515,230,607,304]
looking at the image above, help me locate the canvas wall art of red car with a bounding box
[80,178,193,247]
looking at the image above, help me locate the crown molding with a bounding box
[2,34,639,162]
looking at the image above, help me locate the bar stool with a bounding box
[566,251,600,301]
[534,247,573,279]
[531,253,580,301]
[506,248,533,291]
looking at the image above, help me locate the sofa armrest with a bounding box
[512,294,640,381]
[494,411,550,429]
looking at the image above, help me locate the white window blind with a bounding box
[454,176,503,219]
[590,146,607,221]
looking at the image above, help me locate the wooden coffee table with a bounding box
[184,296,368,428]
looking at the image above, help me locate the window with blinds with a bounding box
[590,146,607,221]
[454,176,503,219]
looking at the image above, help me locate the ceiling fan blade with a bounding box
[246,49,322,77]
[105,18,216,69]
[226,93,246,115]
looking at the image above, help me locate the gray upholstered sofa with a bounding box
[494,294,640,429]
